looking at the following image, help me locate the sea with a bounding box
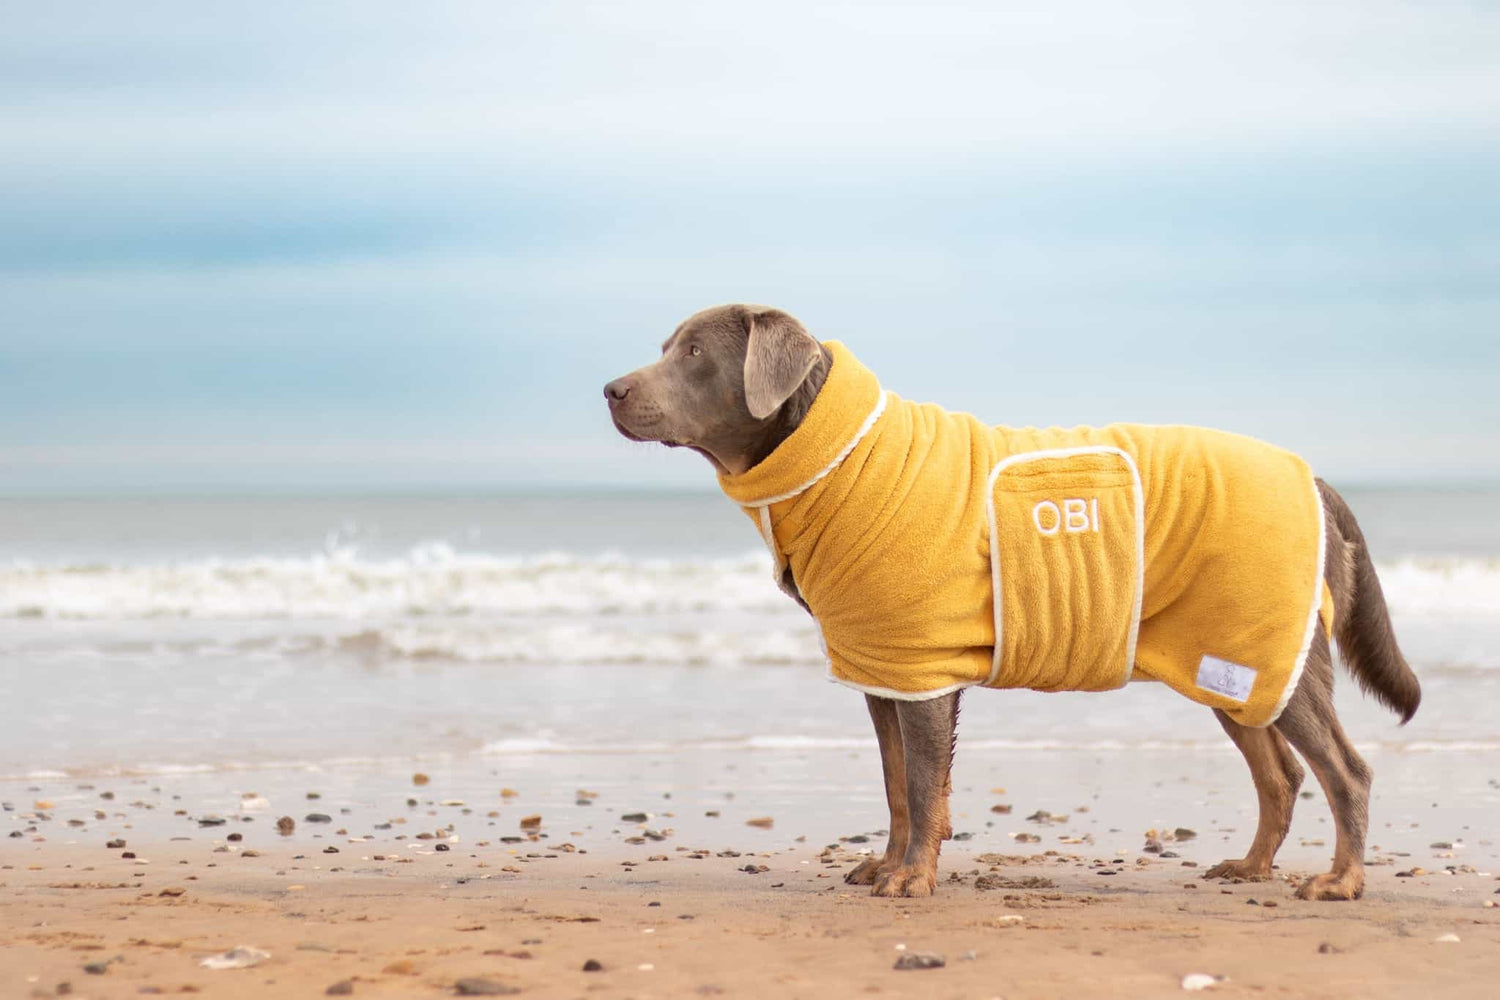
[2,489,1497,781]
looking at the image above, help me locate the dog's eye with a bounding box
[689,345,701,357]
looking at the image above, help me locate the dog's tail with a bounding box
[1320,479,1421,724]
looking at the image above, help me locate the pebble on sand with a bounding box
[455,977,520,995]
[745,817,774,829]
[277,816,296,835]
[325,979,354,995]
[200,946,271,970]
[1025,810,1067,824]
[1181,973,1223,991]
[583,959,604,972]
[412,773,430,786]
[893,952,945,970]
[519,814,542,830]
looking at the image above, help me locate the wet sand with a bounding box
[5,750,1499,998]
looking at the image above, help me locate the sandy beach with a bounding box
[7,847,1497,1000]
[6,744,1499,999]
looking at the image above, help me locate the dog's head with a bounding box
[604,304,828,474]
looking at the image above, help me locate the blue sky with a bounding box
[2,1,1497,494]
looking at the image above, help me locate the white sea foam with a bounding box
[1376,557,1500,618]
[3,547,1498,673]
[0,544,784,620]
[4,546,1497,623]
[365,622,821,666]
[3,622,824,667]
[10,734,1489,781]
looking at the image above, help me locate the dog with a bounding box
[605,303,1420,900]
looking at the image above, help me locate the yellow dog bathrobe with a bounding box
[719,341,1331,727]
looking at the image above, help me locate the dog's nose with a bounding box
[604,378,631,402]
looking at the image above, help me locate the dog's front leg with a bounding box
[872,690,960,898]
[845,695,908,885]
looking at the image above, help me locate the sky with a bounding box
[2,0,1497,494]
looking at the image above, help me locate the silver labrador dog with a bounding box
[604,303,1418,900]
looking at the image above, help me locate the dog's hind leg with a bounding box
[1203,710,1304,881]
[845,695,909,885]
[1275,631,1372,900]
[872,690,960,898]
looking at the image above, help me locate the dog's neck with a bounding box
[740,343,834,472]
[693,345,834,476]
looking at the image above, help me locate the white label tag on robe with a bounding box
[1196,655,1257,702]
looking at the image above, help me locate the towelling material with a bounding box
[718,341,1332,727]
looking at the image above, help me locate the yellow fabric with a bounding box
[719,341,1327,727]
[988,447,1142,693]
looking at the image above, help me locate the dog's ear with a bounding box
[743,308,821,420]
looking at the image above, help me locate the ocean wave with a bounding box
[14,622,1493,673]
[0,543,786,620]
[7,734,1491,781]
[339,623,823,667]
[1374,557,1500,617]
[2,624,825,667]
[3,546,1498,623]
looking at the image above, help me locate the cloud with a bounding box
[0,1,1496,491]
[3,1,1498,175]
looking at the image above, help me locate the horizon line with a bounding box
[4,478,1500,502]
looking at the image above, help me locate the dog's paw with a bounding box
[1294,870,1364,901]
[871,865,936,898]
[1202,858,1272,882]
[844,858,886,885]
